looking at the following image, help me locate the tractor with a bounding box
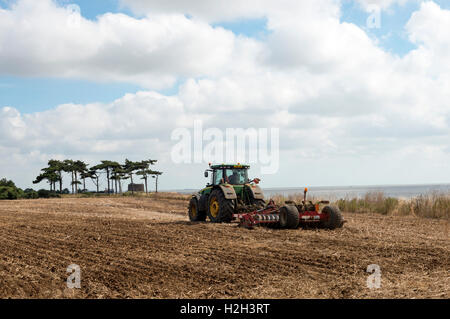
[188,164,344,230]
[188,164,265,223]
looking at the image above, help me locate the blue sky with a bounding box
[340,0,420,55]
[0,0,441,114]
[0,76,142,113]
[341,0,448,55]
[56,0,128,19]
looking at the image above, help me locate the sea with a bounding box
[174,183,450,199]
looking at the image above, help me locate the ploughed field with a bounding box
[0,195,448,298]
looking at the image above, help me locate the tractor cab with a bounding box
[205,164,250,186]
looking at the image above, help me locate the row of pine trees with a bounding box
[33,159,162,194]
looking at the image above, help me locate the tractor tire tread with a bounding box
[321,206,343,229]
[208,189,235,223]
[188,197,206,222]
[279,205,299,229]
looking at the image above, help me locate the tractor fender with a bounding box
[217,185,237,200]
[246,184,264,200]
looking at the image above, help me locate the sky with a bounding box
[0,0,449,191]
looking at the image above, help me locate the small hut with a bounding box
[128,183,145,192]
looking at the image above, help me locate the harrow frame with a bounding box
[234,199,330,229]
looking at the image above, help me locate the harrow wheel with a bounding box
[207,189,234,223]
[320,206,343,229]
[188,197,206,222]
[279,205,299,229]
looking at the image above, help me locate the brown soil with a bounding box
[0,195,448,299]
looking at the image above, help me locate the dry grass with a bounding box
[63,192,191,201]
[271,191,450,220]
[336,192,399,215]
[64,190,450,219]
[394,192,450,219]
[270,193,322,206]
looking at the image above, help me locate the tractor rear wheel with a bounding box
[320,206,343,229]
[207,189,235,223]
[279,205,299,229]
[188,197,206,222]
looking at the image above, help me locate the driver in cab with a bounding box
[227,170,240,184]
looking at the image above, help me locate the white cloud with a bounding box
[0,0,259,89]
[0,0,449,189]
[354,0,418,11]
[405,1,450,75]
[119,0,269,22]
[120,0,417,20]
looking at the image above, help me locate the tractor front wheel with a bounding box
[188,197,206,222]
[207,189,234,223]
[320,206,343,229]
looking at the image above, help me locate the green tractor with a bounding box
[188,164,265,223]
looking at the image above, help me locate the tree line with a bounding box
[33,159,162,194]
[0,178,58,200]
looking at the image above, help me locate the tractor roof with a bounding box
[210,164,250,169]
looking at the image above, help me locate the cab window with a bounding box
[213,169,224,185]
[225,169,248,184]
